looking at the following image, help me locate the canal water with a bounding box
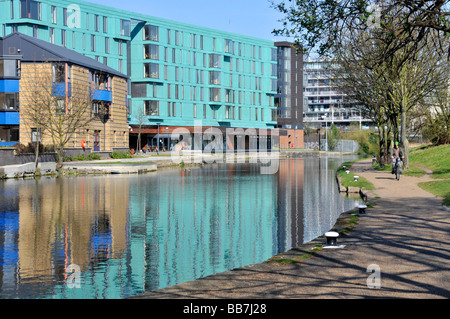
[0,155,360,299]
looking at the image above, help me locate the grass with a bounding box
[408,144,450,179]
[418,180,450,206]
[337,161,375,190]
[409,144,450,206]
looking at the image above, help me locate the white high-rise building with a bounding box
[303,57,371,129]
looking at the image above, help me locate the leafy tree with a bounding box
[272,0,450,63]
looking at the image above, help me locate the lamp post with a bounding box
[156,122,160,155]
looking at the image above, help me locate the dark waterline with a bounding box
[0,156,359,299]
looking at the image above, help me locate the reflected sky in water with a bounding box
[0,156,359,299]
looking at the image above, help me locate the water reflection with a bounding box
[0,156,359,299]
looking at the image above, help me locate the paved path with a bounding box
[131,158,450,299]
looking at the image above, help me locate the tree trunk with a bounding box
[401,108,409,169]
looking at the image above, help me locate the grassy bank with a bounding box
[408,144,450,206]
[337,160,375,190]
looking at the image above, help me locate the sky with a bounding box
[88,0,291,42]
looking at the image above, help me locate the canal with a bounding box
[0,155,360,299]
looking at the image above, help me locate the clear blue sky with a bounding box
[88,0,290,41]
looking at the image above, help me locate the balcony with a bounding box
[0,80,20,93]
[52,82,72,97]
[92,89,112,102]
[0,111,19,125]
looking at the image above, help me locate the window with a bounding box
[94,14,99,32]
[52,63,66,83]
[121,19,130,36]
[56,98,65,115]
[0,59,20,77]
[225,105,231,119]
[193,103,197,118]
[49,27,55,44]
[105,37,110,54]
[144,63,159,79]
[91,102,100,117]
[209,54,221,68]
[144,44,159,60]
[20,0,41,20]
[51,6,57,24]
[209,88,220,102]
[63,7,67,26]
[131,83,147,98]
[103,16,107,33]
[0,93,19,110]
[91,34,96,51]
[143,25,159,41]
[118,40,123,56]
[225,89,234,103]
[225,39,234,54]
[61,29,66,47]
[144,100,159,116]
[31,128,41,143]
[209,71,221,85]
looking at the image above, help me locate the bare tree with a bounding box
[333,28,447,166]
[21,63,94,169]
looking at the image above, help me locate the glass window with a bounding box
[225,39,234,54]
[209,54,221,68]
[51,6,57,24]
[144,63,159,79]
[143,25,159,41]
[144,44,159,60]
[105,37,110,54]
[145,100,159,116]
[121,19,130,36]
[91,34,96,51]
[209,71,221,85]
[225,89,234,103]
[0,93,19,110]
[209,88,221,102]
[0,59,19,78]
[20,0,41,20]
[103,16,108,33]
[94,15,99,32]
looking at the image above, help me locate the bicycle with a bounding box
[393,157,402,181]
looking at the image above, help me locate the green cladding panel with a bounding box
[0,0,278,129]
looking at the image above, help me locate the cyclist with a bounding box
[391,141,404,174]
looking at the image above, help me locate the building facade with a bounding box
[0,0,282,152]
[274,42,304,148]
[0,32,129,152]
[303,57,371,130]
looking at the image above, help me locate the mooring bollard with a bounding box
[353,175,359,182]
[325,231,339,246]
[358,204,367,214]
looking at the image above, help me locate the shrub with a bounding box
[110,151,132,159]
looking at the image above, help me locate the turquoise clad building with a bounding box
[0,0,279,151]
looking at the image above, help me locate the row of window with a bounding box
[133,82,275,107]
[143,25,276,61]
[143,100,277,122]
[144,47,277,76]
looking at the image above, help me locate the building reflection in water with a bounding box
[0,156,358,299]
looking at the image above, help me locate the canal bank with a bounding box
[130,157,450,299]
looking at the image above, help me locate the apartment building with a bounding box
[303,57,371,130]
[0,32,129,151]
[0,0,281,151]
[274,42,304,148]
